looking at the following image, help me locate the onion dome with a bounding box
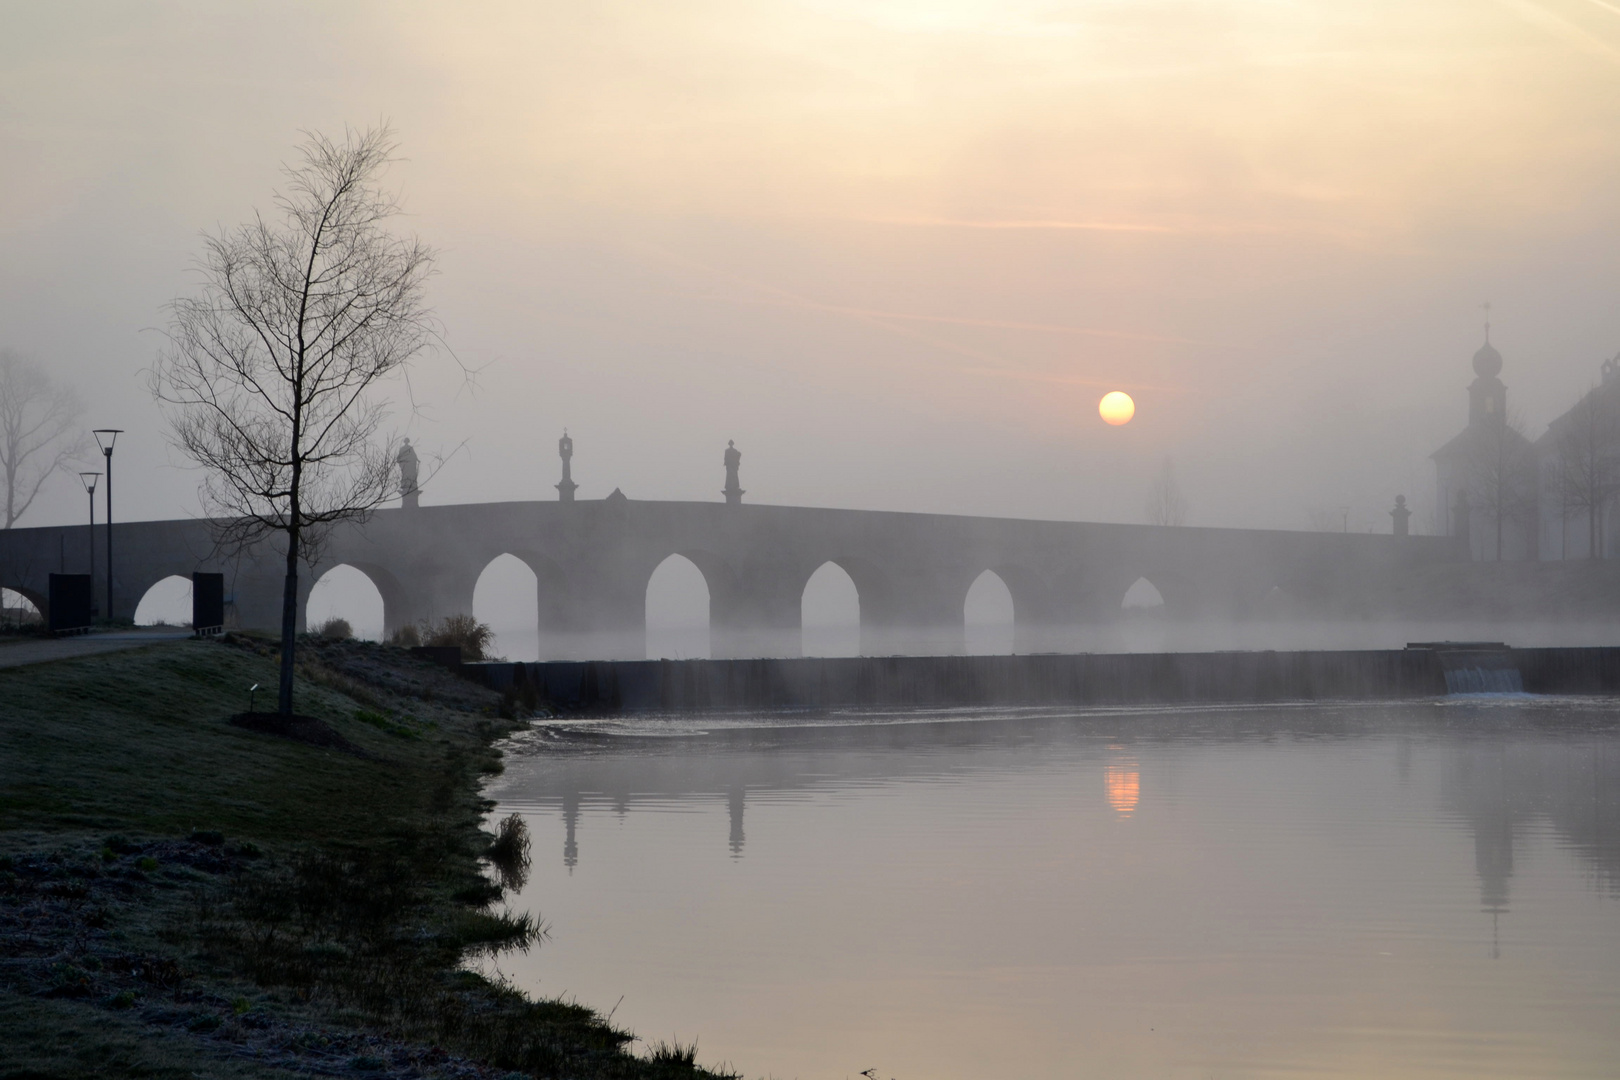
[1472,339,1502,378]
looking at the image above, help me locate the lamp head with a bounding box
[78,471,100,494]
[93,429,123,455]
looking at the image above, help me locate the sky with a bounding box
[5,0,1620,538]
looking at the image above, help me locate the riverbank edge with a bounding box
[0,634,737,1080]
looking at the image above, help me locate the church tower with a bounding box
[1467,326,1507,427]
[1431,311,1523,559]
[1432,309,1538,560]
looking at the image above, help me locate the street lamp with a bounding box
[78,472,100,612]
[92,429,122,622]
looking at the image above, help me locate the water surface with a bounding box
[486,700,1620,1079]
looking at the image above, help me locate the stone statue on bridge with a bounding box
[723,440,744,506]
[1390,495,1410,538]
[396,438,419,510]
[557,430,578,503]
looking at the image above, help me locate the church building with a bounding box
[1432,322,1620,561]
[1430,328,1536,561]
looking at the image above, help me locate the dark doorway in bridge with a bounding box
[474,554,540,662]
[1,588,42,629]
[307,565,385,640]
[964,570,1015,655]
[646,554,710,659]
[135,575,192,627]
[801,562,859,657]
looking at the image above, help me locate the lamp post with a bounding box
[78,472,100,613]
[92,430,122,622]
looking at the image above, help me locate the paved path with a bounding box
[0,628,195,670]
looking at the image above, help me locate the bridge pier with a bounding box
[553,584,645,662]
[530,550,651,661]
[702,554,809,659]
[711,583,802,659]
[858,566,969,657]
[230,560,286,631]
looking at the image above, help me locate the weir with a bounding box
[464,644,1620,712]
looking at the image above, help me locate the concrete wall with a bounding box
[475,649,1444,710]
[471,645,1620,712]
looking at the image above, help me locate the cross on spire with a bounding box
[1482,300,1491,341]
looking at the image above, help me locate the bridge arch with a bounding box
[134,575,193,626]
[801,554,901,655]
[964,569,1015,655]
[472,551,569,662]
[645,552,714,659]
[2,586,43,628]
[1098,564,1191,619]
[123,561,209,625]
[801,560,860,657]
[1122,576,1166,611]
[305,563,393,640]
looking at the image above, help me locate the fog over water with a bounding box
[485,701,1620,1080]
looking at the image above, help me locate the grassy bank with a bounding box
[0,635,736,1079]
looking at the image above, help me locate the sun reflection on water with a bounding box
[1105,758,1140,817]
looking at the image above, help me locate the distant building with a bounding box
[1432,326,1620,561]
[1430,329,1536,561]
[1532,356,1620,560]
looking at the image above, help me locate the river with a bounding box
[485,698,1620,1079]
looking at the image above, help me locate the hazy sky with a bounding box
[5,0,1620,535]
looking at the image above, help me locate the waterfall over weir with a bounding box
[1420,642,1527,696]
[1443,665,1525,695]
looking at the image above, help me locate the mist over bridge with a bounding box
[3,498,1453,658]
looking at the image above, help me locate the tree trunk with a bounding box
[278,527,299,717]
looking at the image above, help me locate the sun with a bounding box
[1099,391,1135,426]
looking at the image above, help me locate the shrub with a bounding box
[647,1039,701,1068]
[315,617,352,640]
[422,614,494,662]
[388,622,421,647]
[486,813,530,892]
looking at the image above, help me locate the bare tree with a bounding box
[1144,459,1189,526]
[0,350,85,529]
[1554,384,1620,559]
[1304,507,1344,533]
[152,126,436,717]
[1466,415,1536,561]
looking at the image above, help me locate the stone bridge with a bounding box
[1,500,1455,658]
